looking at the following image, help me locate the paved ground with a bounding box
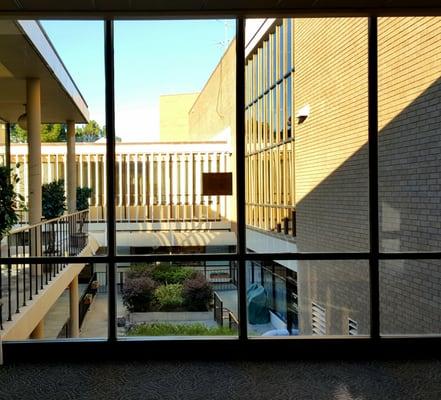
[44,284,88,339]
[79,289,276,338]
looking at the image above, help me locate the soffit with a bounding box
[91,231,237,248]
[0,20,89,123]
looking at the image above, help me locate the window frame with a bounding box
[2,13,441,362]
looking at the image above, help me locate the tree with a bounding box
[42,180,66,220]
[0,165,25,240]
[41,124,66,142]
[10,123,66,143]
[10,120,112,143]
[76,187,93,211]
[10,124,27,143]
[75,120,104,142]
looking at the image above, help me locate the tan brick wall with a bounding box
[294,18,370,335]
[295,16,441,335]
[378,17,441,334]
[189,39,236,142]
[188,39,237,225]
[159,93,199,141]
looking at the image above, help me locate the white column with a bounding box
[210,152,217,215]
[179,153,186,209]
[47,154,52,183]
[95,154,99,207]
[134,153,139,221]
[134,154,139,206]
[149,154,154,221]
[165,154,170,205]
[157,154,162,206]
[195,153,201,205]
[23,154,29,205]
[165,154,171,221]
[118,154,123,206]
[27,78,42,227]
[203,153,209,207]
[172,153,178,206]
[103,153,107,209]
[63,154,67,192]
[142,154,147,206]
[188,153,194,221]
[79,154,83,188]
[66,120,76,213]
[55,154,59,180]
[69,276,79,338]
[87,154,91,190]
[126,154,130,208]
[220,152,226,219]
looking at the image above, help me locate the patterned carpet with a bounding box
[1,359,440,399]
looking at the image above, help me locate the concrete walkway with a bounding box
[44,284,88,339]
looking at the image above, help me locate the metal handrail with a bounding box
[0,209,90,331]
[7,209,89,237]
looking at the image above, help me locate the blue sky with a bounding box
[42,20,235,141]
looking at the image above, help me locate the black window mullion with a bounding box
[236,17,248,342]
[105,19,117,342]
[368,16,380,341]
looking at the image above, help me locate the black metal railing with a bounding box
[203,262,238,291]
[213,292,223,326]
[0,210,89,330]
[213,292,239,331]
[79,271,99,327]
[246,204,296,237]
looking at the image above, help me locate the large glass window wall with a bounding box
[0,13,440,360]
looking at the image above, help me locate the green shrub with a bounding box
[126,264,153,279]
[76,186,93,211]
[42,180,66,219]
[128,322,235,336]
[154,284,183,310]
[0,165,25,240]
[182,272,213,311]
[151,264,193,285]
[122,276,156,312]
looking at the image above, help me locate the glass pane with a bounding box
[378,17,441,252]
[117,261,238,338]
[2,20,106,258]
[0,263,108,340]
[114,20,237,255]
[380,260,441,335]
[247,259,369,337]
[245,18,369,253]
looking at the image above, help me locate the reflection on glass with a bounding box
[117,262,238,338]
[247,259,369,337]
[247,259,298,336]
[378,17,441,252]
[380,260,441,335]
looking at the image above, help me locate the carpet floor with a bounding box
[1,359,441,399]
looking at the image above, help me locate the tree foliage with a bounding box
[75,120,105,142]
[9,120,106,143]
[42,180,66,220]
[0,165,25,240]
[10,123,66,143]
[76,187,93,211]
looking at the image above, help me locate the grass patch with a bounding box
[128,322,236,336]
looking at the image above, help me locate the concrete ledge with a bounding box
[129,312,213,323]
